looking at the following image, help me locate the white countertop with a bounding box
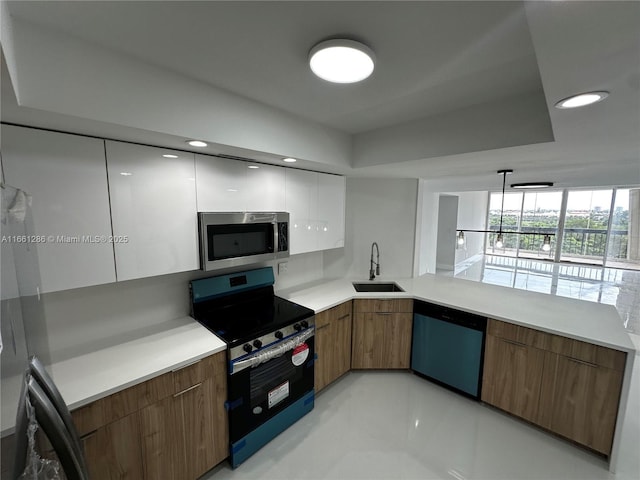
[277,273,635,353]
[1,316,225,437]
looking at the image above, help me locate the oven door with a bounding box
[227,330,314,443]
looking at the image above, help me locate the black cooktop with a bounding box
[191,286,314,346]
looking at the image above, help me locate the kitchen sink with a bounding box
[352,282,404,293]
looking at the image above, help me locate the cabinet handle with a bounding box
[172,359,200,373]
[376,312,393,316]
[173,382,202,397]
[337,314,351,320]
[568,357,598,368]
[316,324,330,331]
[501,338,526,347]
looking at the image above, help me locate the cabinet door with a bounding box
[1,125,116,292]
[334,307,353,378]
[352,312,411,369]
[285,169,318,254]
[195,155,247,211]
[82,413,143,480]
[140,395,182,480]
[317,174,346,250]
[314,310,334,393]
[245,164,286,211]
[481,335,545,423]
[106,141,198,281]
[549,355,623,455]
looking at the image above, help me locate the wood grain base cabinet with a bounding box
[481,334,545,424]
[71,351,228,480]
[315,301,352,392]
[352,299,413,369]
[483,319,626,456]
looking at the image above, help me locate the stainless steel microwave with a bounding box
[198,212,289,271]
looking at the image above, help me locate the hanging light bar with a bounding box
[456,169,555,249]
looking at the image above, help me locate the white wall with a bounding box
[38,252,323,364]
[324,178,418,280]
[415,182,488,275]
[454,191,489,264]
[436,195,459,271]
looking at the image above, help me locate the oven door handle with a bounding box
[231,328,314,375]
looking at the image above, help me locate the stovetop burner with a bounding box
[189,268,314,347]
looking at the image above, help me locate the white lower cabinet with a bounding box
[105,141,198,281]
[1,125,116,293]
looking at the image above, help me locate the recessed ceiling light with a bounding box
[162,154,178,159]
[187,140,208,147]
[309,39,375,83]
[120,172,133,176]
[248,165,260,169]
[555,91,609,109]
[511,182,554,189]
[283,157,297,163]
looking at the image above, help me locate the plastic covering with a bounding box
[17,389,61,480]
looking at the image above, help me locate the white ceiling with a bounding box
[1,0,639,190]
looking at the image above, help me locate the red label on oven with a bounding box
[291,343,309,366]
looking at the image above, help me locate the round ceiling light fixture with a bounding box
[555,91,609,109]
[186,140,208,147]
[283,157,297,163]
[309,39,375,83]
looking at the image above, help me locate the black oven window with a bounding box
[249,355,300,408]
[208,224,274,261]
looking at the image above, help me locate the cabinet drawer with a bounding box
[487,319,552,350]
[354,298,412,314]
[317,301,353,328]
[549,336,626,371]
[488,319,626,371]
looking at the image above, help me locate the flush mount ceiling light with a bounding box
[283,157,297,163]
[186,140,208,147]
[248,165,260,169]
[309,39,375,83]
[510,182,554,189]
[555,91,609,109]
[162,154,178,159]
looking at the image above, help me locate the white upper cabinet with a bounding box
[195,155,286,212]
[195,155,247,212]
[285,169,319,255]
[1,125,116,293]
[245,163,286,212]
[317,174,346,250]
[106,141,198,281]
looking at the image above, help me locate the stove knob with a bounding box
[293,323,302,332]
[300,320,309,329]
[274,331,284,340]
[253,339,263,349]
[243,343,253,353]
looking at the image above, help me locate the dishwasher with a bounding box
[411,300,486,399]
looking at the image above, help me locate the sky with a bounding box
[489,188,631,213]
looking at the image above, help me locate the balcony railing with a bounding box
[484,226,629,259]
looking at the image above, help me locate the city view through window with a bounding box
[486,188,638,270]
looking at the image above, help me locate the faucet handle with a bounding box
[376,265,380,275]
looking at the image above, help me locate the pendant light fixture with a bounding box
[456,169,555,251]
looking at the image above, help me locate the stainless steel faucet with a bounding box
[369,242,380,280]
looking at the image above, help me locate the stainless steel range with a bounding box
[189,267,315,468]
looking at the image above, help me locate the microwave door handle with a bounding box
[273,220,278,254]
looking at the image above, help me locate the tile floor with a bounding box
[203,364,639,480]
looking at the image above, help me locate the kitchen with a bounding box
[1,1,639,479]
